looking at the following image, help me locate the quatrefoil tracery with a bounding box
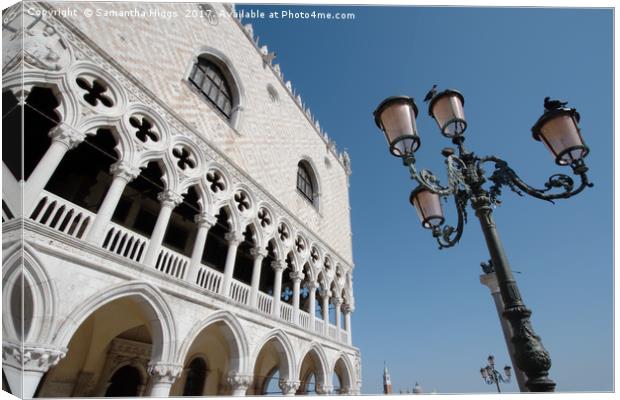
[129,115,159,143]
[206,170,226,193]
[295,236,306,253]
[311,247,320,263]
[258,208,272,228]
[278,224,290,242]
[234,191,251,212]
[76,77,114,108]
[172,146,196,171]
[281,287,294,301]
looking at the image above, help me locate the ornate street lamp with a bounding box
[480,354,512,393]
[373,88,593,392]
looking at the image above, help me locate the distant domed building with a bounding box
[2,2,360,397]
[383,364,423,395]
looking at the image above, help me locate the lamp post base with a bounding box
[473,195,556,392]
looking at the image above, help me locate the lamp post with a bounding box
[480,354,512,393]
[373,89,593,392]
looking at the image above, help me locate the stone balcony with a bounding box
[16,189,351,346]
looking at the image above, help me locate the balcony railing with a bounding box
[230,280,251,306]
[30,191,94,239]
[196,265,223,294]
[155,246,189,280]
[340,329,350,344]
[102,223,149,262]
[27,190,351,344]
[328,325,338,340]
[280,302,294,323]
[257,291,273,315]
[315,318,325,334]
[299,310,311,330]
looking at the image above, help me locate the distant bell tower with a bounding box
[383,362,392,394]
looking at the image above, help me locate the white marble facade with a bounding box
[2,2,360,398]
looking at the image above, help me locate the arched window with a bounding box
[188,57,233,119]
[297,162,316,205]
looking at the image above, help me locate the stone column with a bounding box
[187,213,216,284]
[343,304,354,344]
[24,125,85,214]
[279,379,300,396]
[333,296,343,331]
[249,247,267,308]
[86,162,140,245]
[290,271,304,324]
[142,190,184,267]
[227,371,251,396]
[220,232,244,296]
[271,260,286,318]
[2,342,66,398]
[316,383,333,395]
[147,362,183,397]
[480,271,528,392]
[308,282,319,328]
[320,289,331,335]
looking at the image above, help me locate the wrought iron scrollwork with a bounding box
[432,189,469,249]
[404,153,468,197]
[482,156,592,204]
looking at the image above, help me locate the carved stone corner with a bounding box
[2,342,67,372]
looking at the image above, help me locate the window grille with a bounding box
[189,57,233,119]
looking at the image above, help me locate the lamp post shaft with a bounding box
[472,193,556,392]
[493,370,501,393]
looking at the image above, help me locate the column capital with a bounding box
[306,281,321,291]
[49,124,86,149]
[315,384,333,395]
[279,379,300,395]
[2,342,66,372]
[157,190,184,208]
[225,232,244,246]
[289,270,305,282]
[271,259,286,272]
[332,296,343,306]
[319,289,331,299]
[109,161,140,182]
[194,212,217,228]
[226,370,252,391]
[147,361,183,384]
[250,247,268,259]
[343,303,355,314]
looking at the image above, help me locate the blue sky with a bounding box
[239,5,613,393]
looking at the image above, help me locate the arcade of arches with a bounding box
[2,83,358,397]
[2,289,356,397]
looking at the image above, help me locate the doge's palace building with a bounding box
[2,1,360,397]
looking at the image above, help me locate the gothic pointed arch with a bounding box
[251,329,296,386]
[52,281,178,363]
[177,310,251,376]
[331,353,355,394]
[297,343,330,394]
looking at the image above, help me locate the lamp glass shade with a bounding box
[487,355,495,367]
[537,113,587,165]
[410,186,444,229]
[375,97,420,157]
[429,90,467,137]
[480,368,487,379]
[532,108,589,166]
[504,366,512,378]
